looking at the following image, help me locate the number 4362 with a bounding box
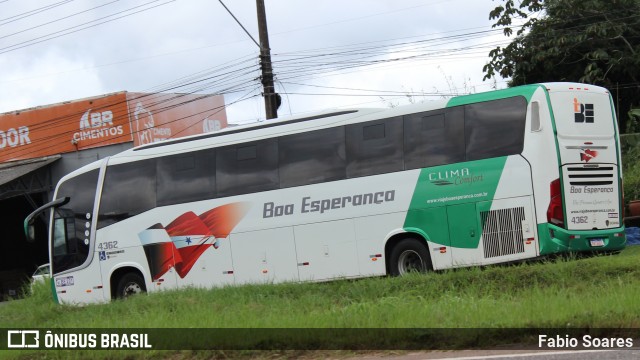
[571,216,588,224]
[97,241,118,250]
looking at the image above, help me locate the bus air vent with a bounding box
[566,166,614,186]
[480,207,526,258]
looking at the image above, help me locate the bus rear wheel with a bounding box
[389,238,431,276]
[115,273,146,299]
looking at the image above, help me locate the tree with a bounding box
[484,0,640,132]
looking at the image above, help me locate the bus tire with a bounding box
[115,273,146,299]
[389,238,431,276]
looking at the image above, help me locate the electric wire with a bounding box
[4,4,638,159]
[0,0,74,26]
[0,52,263,159]
[0,0,120,41]
[0,0,175,55]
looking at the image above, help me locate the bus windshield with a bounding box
[50,170,99,275]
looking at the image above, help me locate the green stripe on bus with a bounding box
[608,94,625,218]
[538,223,627,255]
[446,85,540,107]
[50,278,59,304]
[403,157,507,248]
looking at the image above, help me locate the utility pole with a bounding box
[256,0,278,119]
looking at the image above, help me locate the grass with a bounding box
[1,246,639,359]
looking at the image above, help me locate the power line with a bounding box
[2,85,261,160]
[0,0,121,41]
[0,51,264,159]
[217,0,260,49]
[277,92,458,97]
[269,0,465,37]
[279,82,455,96]
[0,0,74,26]
[0,23,502,85]
[9,2,633,157]
[9,86,262,157]
[0,0,175,55]
[1,28,506,157]
[0,1,504,158]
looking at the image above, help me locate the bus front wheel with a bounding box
[389,238,432,276]
[115,273,147,299]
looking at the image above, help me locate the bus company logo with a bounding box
[7,330,39,348]
[580,149,598,162]
[428,168,483,186]
[138,203,249,280]
[428,168,469,186]
[73,109,124,143]
[573,98,594,123]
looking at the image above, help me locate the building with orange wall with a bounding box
[0,91,227,297]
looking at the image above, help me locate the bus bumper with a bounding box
[538,223,627,255]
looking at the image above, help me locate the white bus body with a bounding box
[26,83,625,305]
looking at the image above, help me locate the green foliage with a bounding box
[621,133,640,202]
[484,0,640,132]
[627,109,640,133]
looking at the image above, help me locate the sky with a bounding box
[0,0,513,125]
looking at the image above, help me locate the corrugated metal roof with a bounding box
[0,155,60,187]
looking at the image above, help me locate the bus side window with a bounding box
[157,150,216,206]
[404,108,464,170]
[464,96,527,161]
[65,215,78,254]
[216,139,279,197]
[530,101,542,132]
[97,160,157,229]
[279,126,346,188]
[52,217,68,256]
[346,117,403,178]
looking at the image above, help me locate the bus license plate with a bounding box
[589,238,605,247]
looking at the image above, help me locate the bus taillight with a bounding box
[547,178,564,227]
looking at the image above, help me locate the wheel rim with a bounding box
[397,250,424,275]
[122,282,142,297]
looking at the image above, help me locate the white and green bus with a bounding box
[26,82,626,304]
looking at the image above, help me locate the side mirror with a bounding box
[24,197,70,243]
[25,219,36,243]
